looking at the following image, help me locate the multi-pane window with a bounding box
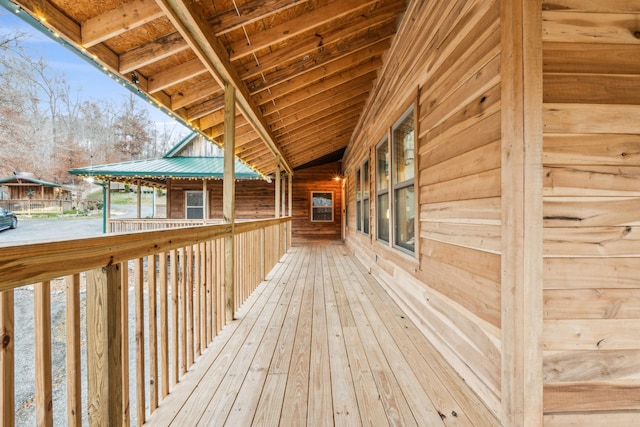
[311,192,333,222]
[392,108,415,251]
[185,191,204,219]
[356,160,370,235]
[375,106,415,254]
[376,138,389,243]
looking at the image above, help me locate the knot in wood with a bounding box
[1,334,10,349]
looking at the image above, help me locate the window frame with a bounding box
[390,106,416,254]
[310,191,334,222]
[376,137,390,244]
[185,190,204,219]
[359,159,370,236]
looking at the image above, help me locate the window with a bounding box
[375,106,416,254]
[356,160,370,235]
[311,192,333,222]
[362,160,370,235]
[376,138,389,243]
[392,107,415,252]
[185,191,204,219]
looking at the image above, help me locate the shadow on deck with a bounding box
[146,244,498,426]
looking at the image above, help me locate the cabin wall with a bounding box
[167,179,276,220]
[343,0,502,418]
[541,2,640,423]
[166,163,342,242]
[291,163,343,243]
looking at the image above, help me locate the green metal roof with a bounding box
[0,176,62,187]
[68,157,261,180]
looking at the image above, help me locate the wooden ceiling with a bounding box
[10,0,408,176]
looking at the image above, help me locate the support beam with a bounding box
[86,264,123,426]
[223,82,236,322]
[155,0,293,176]
[275,161,281,219]
[501,0,543,425]
[0,290,15,427]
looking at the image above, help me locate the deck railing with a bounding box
[0,217,291,426]
[108,218,222,233]
[0,199,75,214]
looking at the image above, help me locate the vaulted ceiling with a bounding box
[8,0,408,176]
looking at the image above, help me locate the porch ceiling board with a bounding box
[6,0,407,175]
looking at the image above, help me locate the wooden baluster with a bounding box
[170,249,179,388]
[147,255,159,412]
[120,264,130,426]
[191,244,200,358]
[199,242,206,349]
[206,240,213,346]
[134,258,146,426]
[159,253,169,399]
[86,264,123,426]
[0,290,15,427]
[35,281,53,427]
[186,245,194,368]
[179,247,187,375]
[66,274,82,427]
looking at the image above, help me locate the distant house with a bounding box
[0,172,75,214]
[69,133,343,242]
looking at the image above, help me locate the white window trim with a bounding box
[310,191,334,222]
[185,190,204,219]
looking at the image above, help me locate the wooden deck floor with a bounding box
[146,244,498,426]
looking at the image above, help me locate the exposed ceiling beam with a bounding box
[211,0,311,37]
[229,0,378,61]
[147,58,208,93]
[81,0,164,47]
[171,78,222,110]
[257,64,379,108]
[155,0,293,175]
[237,3,402,80]
[120,31,189,73]
[248,38,390,96]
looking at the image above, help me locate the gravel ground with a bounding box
[4,213,155,425]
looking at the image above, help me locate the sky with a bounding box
[0,6,188,131]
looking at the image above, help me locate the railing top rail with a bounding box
[0,216,290,292]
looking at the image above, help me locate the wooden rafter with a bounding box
[228,0,379,61]
[81,0,164,47]
[155,0,293,175]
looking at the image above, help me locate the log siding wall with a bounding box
[541,1,640,423]
[344,0,502,419]
[167,163,342,242]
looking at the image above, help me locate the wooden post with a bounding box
[35,281,53,427]
[86,264,123,427]
[66,275,82,427]
[203,179,209,223]
[288,173,293,249]
[223,81,236,323]
[275,161,281,219]
[0,290,15,427]
[501,0,543,425]
[136,180,142,219]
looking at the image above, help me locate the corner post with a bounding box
[223,81,236,322]
[86,264,123,426]
[501,0,543,425]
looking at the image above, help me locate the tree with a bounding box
[112,94,152,161]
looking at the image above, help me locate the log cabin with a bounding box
[0,0,639,426]
[0,173,75,214]
[69,133,344,241]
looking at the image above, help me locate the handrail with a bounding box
[0,216,292,426]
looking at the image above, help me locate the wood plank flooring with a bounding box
[146,244,499,426]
